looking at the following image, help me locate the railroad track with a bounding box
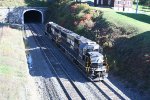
[23,25,57,100]
[36,24,131,100]
[32,24,130,99]
[27,24,87,100]
[31,24,108,100]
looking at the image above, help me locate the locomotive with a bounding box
[45,22,108,81]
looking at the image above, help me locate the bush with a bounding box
[84,9,91,14]
[47,0,150,93]
[76,24,85,33]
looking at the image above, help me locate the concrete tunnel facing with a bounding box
[23,10,43,24]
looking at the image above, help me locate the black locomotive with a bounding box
[45,22,108,81]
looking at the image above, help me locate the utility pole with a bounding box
[136,0,139,14]
[8,7,10,24]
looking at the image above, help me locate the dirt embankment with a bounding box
[47,1,150,93]
[0,25,40,100]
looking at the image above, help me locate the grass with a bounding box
[117,12,150,24]
[91,7,150,34]
[0,25,28,99]
[0,0,25,7]
[104,12,150,33]
[0,65,14,75]
[133,4,150,15]
[0,56,25,77]
[0,0,49,7]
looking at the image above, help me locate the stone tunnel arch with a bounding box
[22,9,43,24]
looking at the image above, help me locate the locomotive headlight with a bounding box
[91,63,98,68]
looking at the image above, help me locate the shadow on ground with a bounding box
[141,6,150,12]
[107,31,150,96]
[0,23,5,42]
[117,12,150,24]
[25,24,89,83]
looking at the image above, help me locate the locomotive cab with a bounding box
[86,51,108,80]
[79,42,101,60]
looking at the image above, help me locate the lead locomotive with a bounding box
[45,22,108,81]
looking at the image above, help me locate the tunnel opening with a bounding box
[23,10,43,24]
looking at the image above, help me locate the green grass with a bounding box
[0,0,49,7]
[0,65,13,74]
[104,11,150,33]
[133,4,150,15]
[91,7,150,33]
[0,25,28,99]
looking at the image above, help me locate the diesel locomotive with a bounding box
[45,22,108,81]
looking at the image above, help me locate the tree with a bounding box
[139,0,150,6]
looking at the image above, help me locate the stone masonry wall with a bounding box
[0,7,47,24]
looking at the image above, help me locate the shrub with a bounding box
[84,9,91,14]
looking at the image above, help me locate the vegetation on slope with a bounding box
[47,0,150,93]
[0,0,50,7]
[0,25,28,99]
[136,0,150,6]
[0,0,149,95]
[133,4,150,15]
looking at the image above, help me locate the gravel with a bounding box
[25,25,67,100]
[107,74,145,100]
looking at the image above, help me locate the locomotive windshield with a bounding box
[94,49,99,52]
[87,48,93,52]
[86,45,94,52]
[91,63,103,68]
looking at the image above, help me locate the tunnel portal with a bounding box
[23,10,43,24]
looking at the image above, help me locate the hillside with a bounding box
[0,0,49,7]
[0,24,40,100]
[47,1,150,93]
